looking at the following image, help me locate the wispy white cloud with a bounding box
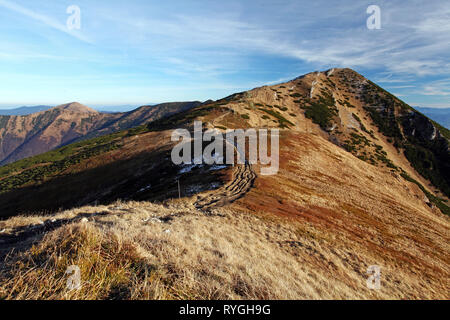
[98,1,450,78]
[374,73,415,84]
[0,0,91,43]
[410,103,450,109]
[386,85,415,89]
[1,0,449,104]
[421,79,450,96]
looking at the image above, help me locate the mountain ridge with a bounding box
[0,101,202,165]
[0,105,53,116]
[0,68,448,217]
[0,68,449,300]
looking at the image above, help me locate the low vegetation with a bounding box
[300,92,338,130]
[352,113,369,133]
[403,143,450,197]
[361,80,450,198]
[0,132,126,194]
[401,172,450,216]
[258,108,294,128]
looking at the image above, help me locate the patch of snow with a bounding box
[138,184,152,192]
[178,153,225,174]
[328,123,337,131]
[179,164,197,174]
[209,164,227,171]
[144,217,162,223]
[186,184,205,195]
[346,112,360,129]
[186,181,222,196]
[310,79,318,98]
[209,182,221,189]
[430,126,437,140]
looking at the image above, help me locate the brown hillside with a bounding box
[0,130,448,299]
[0,101,201,165]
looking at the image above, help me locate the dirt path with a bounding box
[194,162,256,211]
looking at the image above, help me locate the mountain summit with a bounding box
[53,102,98,114]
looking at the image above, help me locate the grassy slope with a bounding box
[1,132,448,299]
[0,130,128,194]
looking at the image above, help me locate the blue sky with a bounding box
[0,0,449,108]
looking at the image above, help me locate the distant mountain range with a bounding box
[0,105,53,115]
[3,105,448,129]
[0,104,146,115]
[0,101,201,165]
[415,107,450,129]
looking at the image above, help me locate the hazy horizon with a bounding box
[1,100,450,111]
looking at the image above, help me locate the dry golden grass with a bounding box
[1,200,350,300]
[1,192,448,300]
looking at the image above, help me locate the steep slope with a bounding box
[205,68,449,203]
[0,101,201,165]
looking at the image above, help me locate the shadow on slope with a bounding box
[0,145,228,220]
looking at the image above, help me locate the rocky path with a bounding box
[194,162,256,211]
